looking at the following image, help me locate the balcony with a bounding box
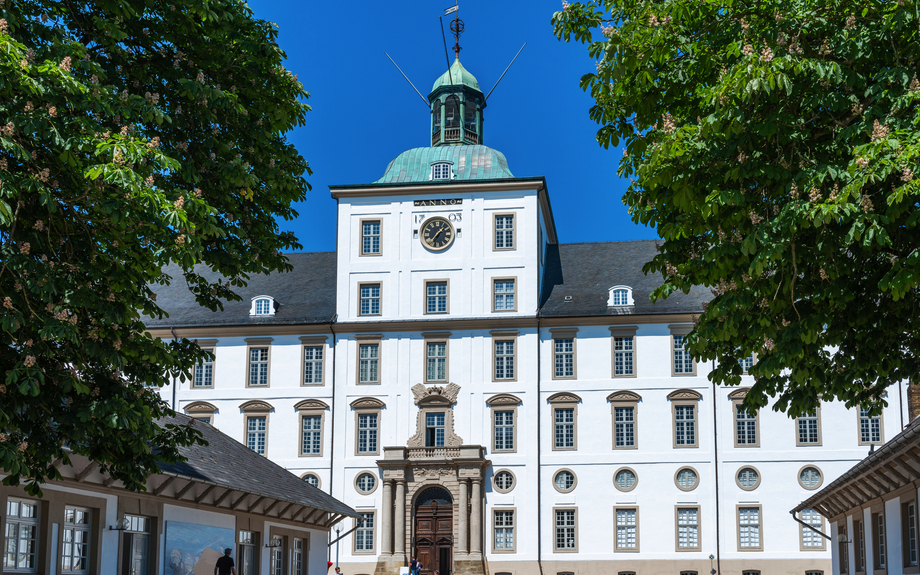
[382,445,486,462]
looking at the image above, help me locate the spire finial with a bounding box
[447,3,463,59]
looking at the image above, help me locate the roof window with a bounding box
[250,295,276,316]
[430,161,454,181]
[607,286,634,307]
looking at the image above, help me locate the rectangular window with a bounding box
[553,338,575,378]
[4,498,40,572]
[554,407,575,450]
[554,509,577,551]
[494,340,515,380]
[494,410,514,452]
[361,220,381,255]
[613,336,634,376]
[677,507,700,550]
[495,214,515,250]
[874,512,886,568]
[193,350,214,387]
[426,281,448,314]
[674,405,697,447]
[248,347,269,387]
[903,502,917,567]
[614,407,635,448]
[359,283,381,316]
[840,524,849,573]
[615,508,638,551]
[493,279,516,311]
[738,354,754,373]
[238,531,258,575]
[301,415,321,455]
[246,416,267,455]
[62,506,91,574]
[494,510,515,551]
[673,335,694,374]
[855,519,865,572]
[426,342,447,382]
[797,411,820,445]
[358,344,380,384]
[425,412,445,447]
[357,413,379,454]
[735,406,758,446]
[303,346,323,385]
[860,408,882,444]
[738,507,762,550]
[292,538,304,575]
[801,508,825,549]
[270,537,283,575]
[355,512,375,552]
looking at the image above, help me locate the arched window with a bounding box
[464,98,478,132]
[444,96,460,128]
[432,100,442,128]
[607,286,634,307]
[250,295,275,316]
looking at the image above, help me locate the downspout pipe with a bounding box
[170,327,178,411]
[790,510,832,540]
[535,315,545,575]
[711,360,721,575]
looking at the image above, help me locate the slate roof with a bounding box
[150,241,707,327]
[159,412,357,517]
[539,241,710,317]
[374,145,514,183]
[146,252,336,328]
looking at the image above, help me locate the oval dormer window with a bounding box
[607,286,634,307]
[430,161,453,181]
[250,295,275,316]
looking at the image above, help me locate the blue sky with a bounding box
[247,0,658,252]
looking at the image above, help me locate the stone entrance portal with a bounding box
[414,487,454,575]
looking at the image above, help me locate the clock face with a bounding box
[420,217,455,251]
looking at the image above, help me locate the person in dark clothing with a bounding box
[409,556,422,575]
[214,548,236,575]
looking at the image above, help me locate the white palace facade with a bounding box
[151,57,912,575]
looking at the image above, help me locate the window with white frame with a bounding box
[554,407,575,449]
[493,279,516,311]
[674,405,696,446]
[494,510,515,551]
[303,346,323,385]
[609,288,631,306]
[247,416,267,455]
[742,572,760,575]
[494,339,515,380]
[554,470,576,492]
[359,283,381,316]
[193,350,214,387]
[358,343,380,383]
[554,338,575,378]
[615,469,637,491]
[800,467,822,489]
[270,536,283,575]
[356,472,376,494]
[355,512,375,552]
[303,474,320,488]
[874,511,886,568]
[357,413,379,454]
[426,281,448,313]
[301,415,321,455]
[292,538,304,575]
[860,408,882,444]
[122,515,151,575]
[676,468,698,490]
[614,406,635,448]
[495,214,514,249]
[856,518,866,572]
[903,501,918,567]
[737,467,759,489]
[361,220,381,255]
[494,471,515,492]
[673,335,694,374]
[252,297,273,315]
[615,508,637,550]
[805,572,824,575]
[4,498,40,572]
[677,507,700,550]
[735,405,757,446]
[494,410,514,451]
[801,508,825,548]
[738,507,762,550]
[248,347,269,386]
[797,410,820,445]
[62,506,92,574]
[425,412,446,447]
[239,531,258,575]
[613,336,634,376]
[431,162,452,180]
[738,354,754,373]
[426,341,447,382]
[554,509,577,551]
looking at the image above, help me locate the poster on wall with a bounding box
[164,521,235,575]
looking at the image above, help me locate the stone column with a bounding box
[458,479,469,555]
[470,478,482,555]
[394,480,407,559]
[381,479,394,556]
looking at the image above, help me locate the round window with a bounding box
[676,468,698,491]
[356,472,377,494]
[303,474,319,488]
[494,471,515,492]
[800,466,822,489]
[614,469,637,491]
[553,470,576,492]
[737,467,759,490]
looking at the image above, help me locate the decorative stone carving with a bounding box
[727,387,751,400]
[667,388,703,400]
[350,397,386,409]
[607,390,642,402]
[485,394,521,406]
[184,401,218,413]
[239,400,273,412]
[294,399,330,411]
[412,382,461,406]
[547,392,581,404]
[412,467,455,477]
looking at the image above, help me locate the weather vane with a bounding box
[445,3,463,58]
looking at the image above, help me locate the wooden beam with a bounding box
[835,489,861,509]
[849,481,875,501]
[213,488,233,508]
[174,481,197,501]
[231,492,249,511]
[898,455,920,477]
[884,463,911,485]
[323,513,343,527]
[292,506,307,522]
[844,486,868,507]
[195,485,217,504]
[871,471,895,491]
[153,477,175,496]
[262,499,281,516]
[277,503,295,519]
[857,479,881,499]
[304,508,323,524]
[247,496,266,514]
[103,476,116,488]
[75,462,98,482]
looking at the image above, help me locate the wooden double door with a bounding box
[414,502,453,575]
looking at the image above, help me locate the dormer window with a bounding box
[430,161,453,181]
[607,286,634,307]
[250,295,276,316]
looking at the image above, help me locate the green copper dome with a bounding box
[431,58,481,94]
[375,145,513,183]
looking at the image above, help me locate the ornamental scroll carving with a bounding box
[547,392,582,404]
[407,383,463,448]
[350,397,386,409]
[411,383,461,406]
[667,389,703,401]
[294,399,330,411]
